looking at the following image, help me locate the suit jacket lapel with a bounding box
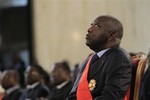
[70,57,89,92]
[79,57,89,73]
[88,55,107,80]
[88,48,116,80]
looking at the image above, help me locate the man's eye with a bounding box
[94,24,99,28]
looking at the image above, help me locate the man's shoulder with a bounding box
[7,89,22,100]
[106,47,132,64]
[110,47,130,58]
[35,83,49,92]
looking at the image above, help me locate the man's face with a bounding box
[25,67,41,85]
[86,18,108,52]
[51,64,66,86]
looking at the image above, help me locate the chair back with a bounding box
[124,52,147,100]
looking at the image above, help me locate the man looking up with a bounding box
[67,15,132,100]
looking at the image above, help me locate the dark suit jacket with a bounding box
[49,81,73,100]
[140,64,150,100]
[12,61,26,88]
[2,88,22,100]
[20,83,50,100]
[67,46,132,100]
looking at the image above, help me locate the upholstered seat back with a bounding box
[124,53,147,100]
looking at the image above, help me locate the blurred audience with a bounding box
[72,63,79,83]
[0,85,4,100]
[49,61,73,100]
[2,49,150,100]
[0,71,4,100]
[20,64,50,100]
[41,69,52,89]
[11,52,26,88]
[0,56,4,72]
[140,49,150,100]
[1,70,23,100]
[129,52,137,57]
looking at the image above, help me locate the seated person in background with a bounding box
[11,52,26,88]
[41,69,52,90]
[19,64,50,100]
[129,52,137,57]
[72,63,80,83]
[140,50,150,100]
[0,71,5,100]
[1,70,23,100]
[49,61,73,100]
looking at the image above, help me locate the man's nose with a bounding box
[87,27,93,33]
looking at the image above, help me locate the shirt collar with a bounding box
[26,82,40,89]
[96,48,110,58]
[56,81,69,89]
[6,85,20,95]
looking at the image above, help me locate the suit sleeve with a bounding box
[94,54,132,100]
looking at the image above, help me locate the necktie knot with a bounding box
[91,54,99,64]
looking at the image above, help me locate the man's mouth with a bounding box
[86,34,90,40]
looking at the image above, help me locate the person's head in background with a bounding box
[12,51,22,64]
[1,69,20,90]
[50,61,71,86]
[86,15,123,52]
[129,52,137,57]
[24,64,44,85]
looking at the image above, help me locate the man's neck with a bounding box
[96,48,110,58]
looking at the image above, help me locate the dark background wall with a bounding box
[0,0,33,70]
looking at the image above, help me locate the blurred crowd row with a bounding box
[0,49,150,100]
[0,53,80,100]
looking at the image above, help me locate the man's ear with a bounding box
[108,32,116,41]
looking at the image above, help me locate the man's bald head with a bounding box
[95,15,123,39]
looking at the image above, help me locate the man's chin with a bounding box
[85,41,91,47]
[86,43,97,51]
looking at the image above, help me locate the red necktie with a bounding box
[77,55,93,100]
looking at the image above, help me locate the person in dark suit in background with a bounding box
[19,64,50,100]
[67,15,132,100]
[0,56,4,72]
[140,50,150,100]
[1,70,23,100]
[49,61,73,100]
[11,52,26,88]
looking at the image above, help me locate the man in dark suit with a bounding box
[140,51,150,100]
[19,64,50,100]
[11,52,26,88]
[140,64,150,100]
[49,61,73,100]
[67,15,132,100]
[1,70,22,100]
